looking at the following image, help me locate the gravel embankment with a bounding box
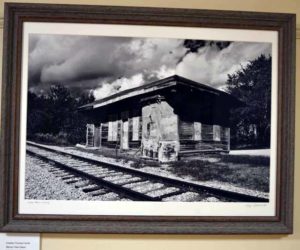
[25,156,121,201]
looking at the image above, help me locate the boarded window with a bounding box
[179,120,194,140]
[101,123,108,141]
[108,121,113,141]
[111,120,118,141]
[201,124,213,141]
[117,121,121,141]
[122,120,129,149]
[213,125,221,141]
[132,116,140,141]
[108,114,118,141]
[221,127,230,141]
[194,122,202,140]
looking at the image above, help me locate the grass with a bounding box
[28,133,71,146]
[170,154,270,192]
[34,139,270,193]
[75,147,160,169]
[76,147,270,192]
[218,154,270,165]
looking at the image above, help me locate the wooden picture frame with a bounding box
[0,3,295,234]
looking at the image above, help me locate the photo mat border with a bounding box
[18,22,277,217]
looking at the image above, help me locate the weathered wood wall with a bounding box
[85,81,233,156]
[178,119,230,152]
[96,111,142,150]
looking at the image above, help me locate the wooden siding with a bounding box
[201,124,214,141]
[180,140,229,152]
[94,126,101,147]
[86,124,94,147]
[194,122,202,140]
[100,115,142,149]
[179,121,194,140]
[179,120,229,152]
[101,122,118,148]
[221,127,230,142]
[213,125,221,141]
[179,140,198,151]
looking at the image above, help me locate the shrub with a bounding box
[28,133,70,146]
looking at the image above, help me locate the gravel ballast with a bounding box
[27,142,269,199]
[25,156,121,201]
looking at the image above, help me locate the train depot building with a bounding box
[79,75,241,163]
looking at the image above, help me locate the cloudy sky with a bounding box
[28,34,271,100]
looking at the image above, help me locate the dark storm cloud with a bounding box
[28,34,187,97]
[177,40,231,64]
[28,34,133,87]
[28,33,271,100]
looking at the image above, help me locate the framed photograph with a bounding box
[0,3,295,234]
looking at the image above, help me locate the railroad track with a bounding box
[26,142,269,202]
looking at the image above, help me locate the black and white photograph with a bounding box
[15,22,279,217]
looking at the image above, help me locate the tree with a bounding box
[27,85,94,145]
[226,54,272,149]
[27,91,53,134]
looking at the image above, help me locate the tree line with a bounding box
[226,54,271,149]
[27,85,94,145]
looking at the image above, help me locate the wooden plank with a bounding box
[201,124,213,141]
[94,126,101,147]
[194,122,202,140]
[213,125,221,141]
[179,120,194,140]
[131,117,139,141]
[101,123,108,142]
[129,141,141,149]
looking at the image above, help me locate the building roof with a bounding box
[79,75,240,111]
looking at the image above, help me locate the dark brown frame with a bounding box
[0,3,295,234]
